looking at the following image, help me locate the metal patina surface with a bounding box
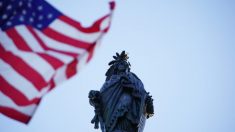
[89,51,154,132]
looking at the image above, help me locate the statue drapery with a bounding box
[89,51,154,132]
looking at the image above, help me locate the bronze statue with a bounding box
[89,51,154,132]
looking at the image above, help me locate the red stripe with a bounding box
[0,45,47,91]
[27,26,49,50]
[37,53,64,70]
[43,28,92,50]
[6,27,74,69]
[59,15,98,33]
[59,15,110,33]
[59,4,112,33]
[86,45,96,63]
[92,14,110,31]
[6,28,32,51]
[65,59,78,78]
[0,76,41,106]
[0,106,31,124]
[45,50,78,58]
[8,26,76,71]
[103,27,110,33]
[27,26,78,57]
[48,79,56,91]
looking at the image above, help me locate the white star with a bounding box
[22,10,27,15]
[0,2,3,7]
[38,15,44,20]
[29,17,34,23]
[19,16,24,22]
[37,24,43,28]
[19,1,23,7]
[32,12,36,16]
[2,14,8,20]
[7,5,12,10]
[28,3,32,8]
[38,5,43,11]
[10,16,14,20]
[47,14,53,19]
[13,11,17,15]
[6,21,12,26]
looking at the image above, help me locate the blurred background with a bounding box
[1,0,235,132]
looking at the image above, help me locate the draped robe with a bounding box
[100,72,147,132]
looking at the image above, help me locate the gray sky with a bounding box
[1,0,235,132]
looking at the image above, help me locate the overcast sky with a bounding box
[1,0,235,132]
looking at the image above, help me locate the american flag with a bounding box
[0,0,115,123]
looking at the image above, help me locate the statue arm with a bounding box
[145,92,154,119]
[88,90,104,130]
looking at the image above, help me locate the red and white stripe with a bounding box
[0,2,115,123]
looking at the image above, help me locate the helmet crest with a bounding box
[105,51,131,80]
[108,51,130,66]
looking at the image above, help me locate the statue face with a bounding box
[116,60,129,72]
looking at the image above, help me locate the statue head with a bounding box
[105,51,131,80]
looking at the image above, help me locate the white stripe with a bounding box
[46,51,73,64]
[34,29,86,55]
[100,17,111,31]
[0,30,18,51]
[49,19,101,43]
[0,92,37,116]
[0,31,55,82]
[15,26,44,52]
[77,40,101,70]
[0,30,73,65]
[0,59,49,100]
[53,66,67,85]
[15,52,54,82]
[77,52,89,70]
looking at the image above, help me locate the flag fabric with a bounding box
[0,0,115,124]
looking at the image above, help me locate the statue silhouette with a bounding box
[89,51,154,132]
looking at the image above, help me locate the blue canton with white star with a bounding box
[0,0,62,30]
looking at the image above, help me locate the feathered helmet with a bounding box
[105,51,131,79]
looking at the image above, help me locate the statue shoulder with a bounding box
[130,72,141,80]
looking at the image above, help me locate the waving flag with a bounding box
[0,0,115,123]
